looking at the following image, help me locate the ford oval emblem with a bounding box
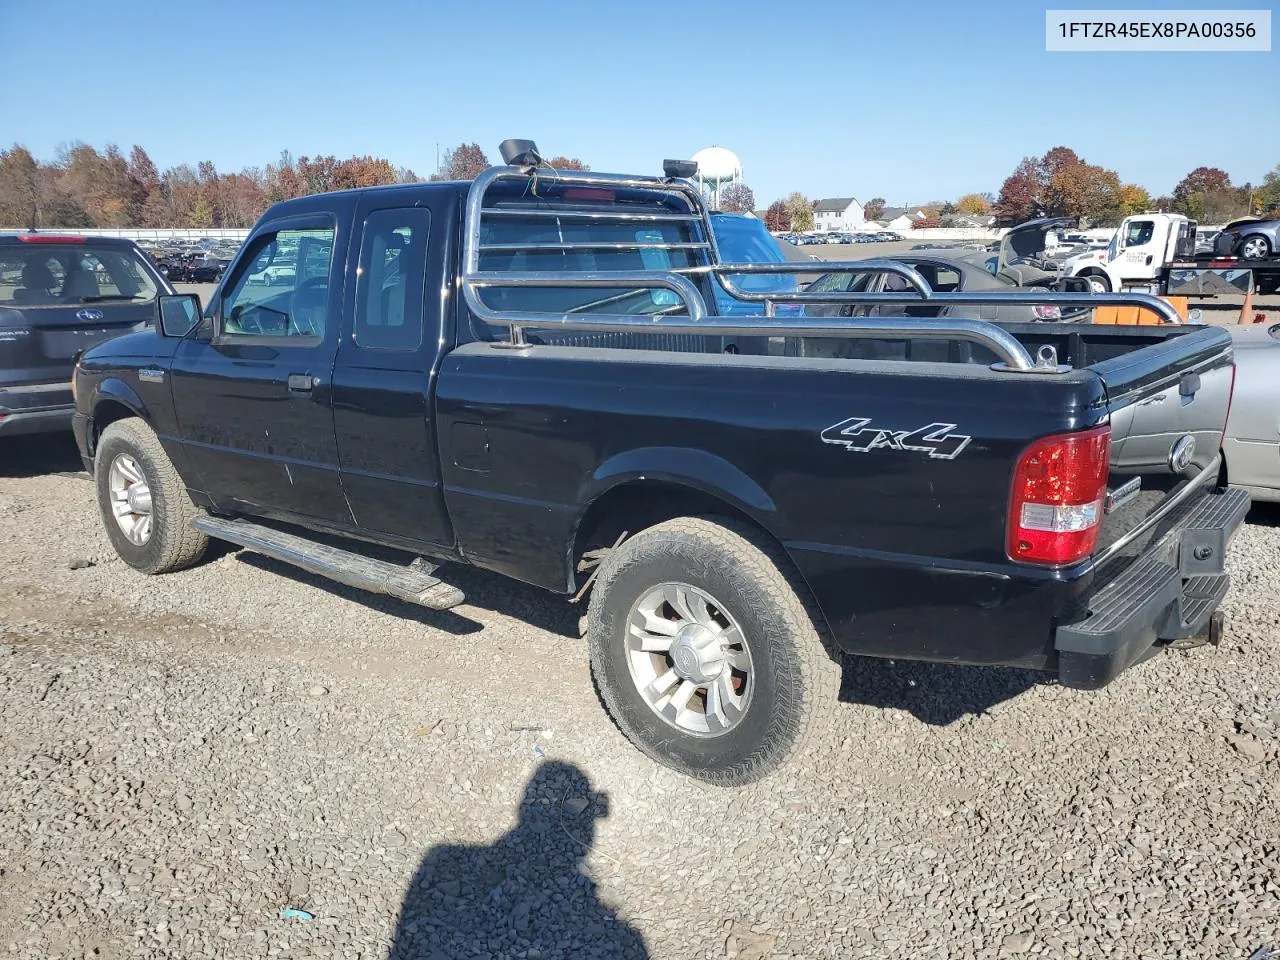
[1169,435,1196,473]
[76,308,105,322]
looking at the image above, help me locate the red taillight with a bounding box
[17,234,86,243]
[1007,425,1111,566]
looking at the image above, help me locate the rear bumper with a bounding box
[1054,486,1251,689]
[0,383,75,437]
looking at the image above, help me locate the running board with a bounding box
[193,517,465,611]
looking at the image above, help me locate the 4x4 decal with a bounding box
[821,417,972,460]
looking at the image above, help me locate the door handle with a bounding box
[288,374,314,393]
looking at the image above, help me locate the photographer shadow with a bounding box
[388,760,647,960]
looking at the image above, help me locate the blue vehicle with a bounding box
[707,212,799,316]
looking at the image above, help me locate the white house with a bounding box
[813,197,865,233]
[878,206,927,231]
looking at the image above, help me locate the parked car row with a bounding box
[776,231,904,245]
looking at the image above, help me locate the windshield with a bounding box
[1106,234,1119,261]
[0,243,159,307]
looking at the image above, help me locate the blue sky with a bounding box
[3,0,1276,205]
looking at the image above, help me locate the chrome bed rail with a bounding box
[460,165,1183,374]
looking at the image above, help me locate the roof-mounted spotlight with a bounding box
[499,139,542,168]
[663,159,698,179]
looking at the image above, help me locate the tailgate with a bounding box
[1,238,162,388]
[0,302,150,386]
[1090,325,1234,560]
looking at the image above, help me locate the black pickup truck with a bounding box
[72,142,1249,785]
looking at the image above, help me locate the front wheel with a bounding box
[587,516,840,785]
[95,418,209,574]
[1239,235,1272,261]
[1085,273,1111,294]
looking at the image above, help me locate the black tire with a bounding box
[95,418,209,574]
[1238,235,1272,261]
[586,516,840,785]
[1084,272,1110,294]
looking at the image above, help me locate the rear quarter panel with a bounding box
[436,343,1108,667]
[1224,328,1280,499]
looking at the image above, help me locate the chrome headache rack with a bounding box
[460,146,1183,374]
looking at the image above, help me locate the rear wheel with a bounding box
[95,418,208,574]
[587,516,840,785]
[1239,235,1272,261]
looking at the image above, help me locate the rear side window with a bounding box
[0,244,158,307]
[354,209,430,350]
[219,226,335,338]
[476,214,701,316]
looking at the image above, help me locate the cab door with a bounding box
[1116,218,1162,280]
[329,197,454,547]
[170,212,350,523]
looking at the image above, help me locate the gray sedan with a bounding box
[1223,321,1280,503]
[1216,217,1280,261]
[803,254,1076,322]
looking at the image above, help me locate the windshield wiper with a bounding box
[76,295,149,303]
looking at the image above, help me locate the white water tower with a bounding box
[691,146,742,210]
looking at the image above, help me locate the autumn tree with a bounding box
[158,164,201,227]
[0,146,42,228]
[955,193,990,215]
[217,171,267,227]
[544,156,590,171]
[432,143,490,181]
[1042,163,1123,225]
[1039,146,1082,183]
[53,142,134,227]
[264,150,305,203]
[296,155,339,195]
[1173,166,1231,203]
[1118,183,1151,217]
[993,157,1041,223]
[784,192,814,231]
[763,199,791,232]
[189,193,214,228]
[863,197,885,220]
[1260,165,1280,214]
[1170,166,1239,221]
[719,183,756,213]
[126,146,162,226]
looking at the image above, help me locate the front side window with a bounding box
[354,209,430,350]
[1124,220,1154,247]
[220,226,334,338]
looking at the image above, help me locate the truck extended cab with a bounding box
[72,146,1249,785]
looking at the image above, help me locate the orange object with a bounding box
[1092,296,1186,325]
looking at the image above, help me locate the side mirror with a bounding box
[156,293,202,338]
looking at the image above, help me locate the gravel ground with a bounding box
[2,434,1279,960]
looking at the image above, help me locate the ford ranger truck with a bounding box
[71,145,1249,785]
